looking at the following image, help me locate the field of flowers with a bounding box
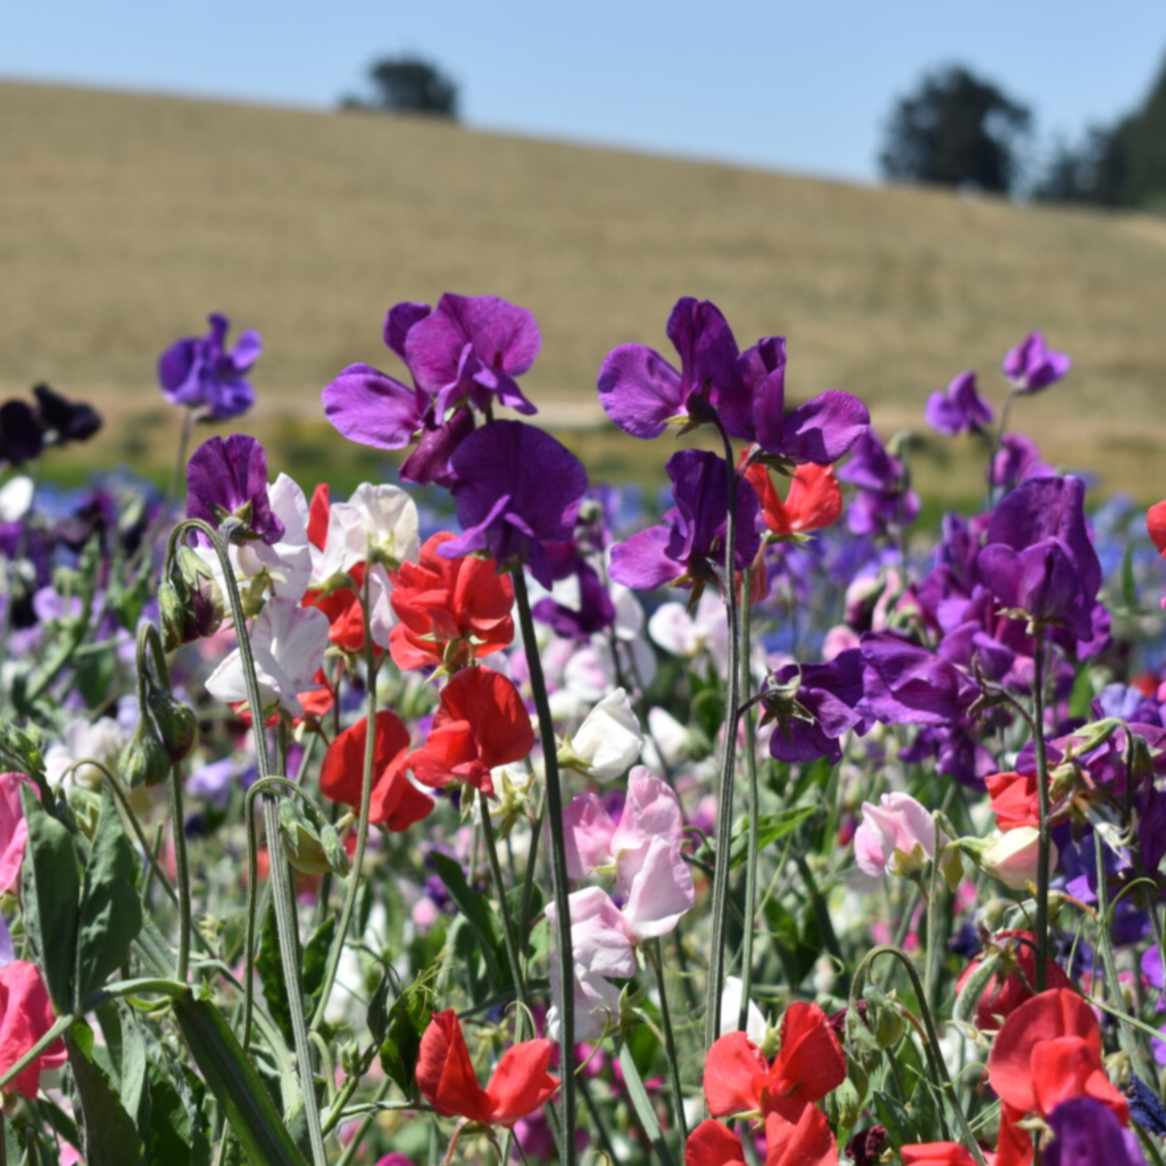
[0,293,1163,1166]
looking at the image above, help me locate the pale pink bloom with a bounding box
[206,599,330,717]
[981,827,1055,891]
[0,774,32,895]
[647,591,728,676]
[822,624,861,660]
[854,792,946,879]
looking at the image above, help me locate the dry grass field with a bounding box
[2,80,1165,500]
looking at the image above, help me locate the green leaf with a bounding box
[170,992,310,1166]
[76,787,144,1004]
[872,1089,919,1149]
[727,807,816,870]
[301,916,337,1025]
[66,1020,145,1166]
[617,1042,676,1166]
[20,785,81,1013]
[379,979,433,1097]
[144,1040,210,1166]
[258,904,293,1045]
[429,851,507,991]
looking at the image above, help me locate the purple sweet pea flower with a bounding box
[185,435,284,545]
[609,449,760,591]
[321,362,430,451]
[764,649,867,764]
[988,433,1056,491]
[1003,331,1071,393]
[723,337,870,462]
[858,631,980,726]
[438,420,587,588]
[1045,1098,1147,1166]
[838,431,919,536]
[977,476,1101,641]
[533,558,616,640]
[158,313,262,420]
[404,293,540,418]
[924,370,995,436]
[598,298,739,439]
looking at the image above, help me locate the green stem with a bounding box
[737,567,759,1032]
[652,938,689,1143]
[511,568,576,1166]
[704,426,743,1055]
[170,762,192,982]
[310,571,379,1032]
[1031,628,1052,991]
[924,818,945,1013]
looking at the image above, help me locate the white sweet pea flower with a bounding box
[645,706,689,768]
[980,827,1055,891]
[44,717,126,787]
[313,483,418,584]
[648,590,728,676]
[720,976,767,1042]
[206,599,330,718]
[0,476,34,523]
[561,688,644,782]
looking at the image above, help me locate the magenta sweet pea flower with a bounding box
[0,961,66,1099]
[598,298,739,439]
[185,435,285,545]
[0,774,32,895]
[1002,331,1071,393]
[989,433,1056,491]
[608,449,760,591]
[438,420,587,588]
[158,312,262,420]
[924,370,995,436]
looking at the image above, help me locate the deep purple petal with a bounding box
[858,631,979,726]
[383,301,432,362]
[608,526,678,591]
[1045,1098,1147,1166]
[780,390,870,464]
[186,434,284,544]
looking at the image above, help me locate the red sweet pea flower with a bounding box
[985,772,1042,831]
[988,988,1128,1166]
[304,563,382,656]
[685,1108,835,1166]
[390,532,514,672]
[0,961,66,1100]
[401,667,534,797]
[1148,499,1166,559]
[954,930,1071,1032]
[901,1144,978,1166]
[319,710,434,831]
[704,1002,846,1121]
[742,459,843,538]
[416,1009,559,1128]
[307,483,330,550]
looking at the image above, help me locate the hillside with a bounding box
[1,81,1165,498]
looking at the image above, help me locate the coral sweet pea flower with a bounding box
[390,531,515,671]
[741,460,843,538]
[901,1144,978,1165]
[416,1009,559,1128]
[988,988,1128,1166]
[0,962,66,1100]
[704,1002,846,1121]
[319,711,434,831]
[401,667,534,797]
[986,771,1041,831]
[954,930,1071,1032]
[685,1107,835,1166]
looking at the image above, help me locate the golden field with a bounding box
[1,80,1165,499]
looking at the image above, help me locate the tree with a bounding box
[879,65,1033,196]
[341,55,459,120]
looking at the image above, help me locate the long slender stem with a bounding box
[311,572,379,1032]
[704,429,743,1055]
[511,568,576,1166]
[652,938,689,1144]
[186,520,326,1166]
[170,763,192,982]
[1031,628,1052,990]
[736,568,759,1032]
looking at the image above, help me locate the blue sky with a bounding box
[3,2,1165,183]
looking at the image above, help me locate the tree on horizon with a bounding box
[341,55,460,120]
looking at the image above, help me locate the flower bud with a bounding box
[278,799,350,878]
[119,717,172,788]
[147,689,199,765]
[825,1075,862,1128]
[161,546,224,649]
[863,984,905,1049]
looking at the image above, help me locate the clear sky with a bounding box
[3,1,1166,184]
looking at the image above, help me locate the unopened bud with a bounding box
[119,718,172,788]
[147,689,199,764]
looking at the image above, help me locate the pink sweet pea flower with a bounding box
[854,792,946,880]
[0,961,66,1099]
[0,773,33,895]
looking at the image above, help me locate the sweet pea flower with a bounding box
[159,312,262,419]
[610,450,760,592]
[416,1009,559,1128]
[979,827,1056,891]
[648,590,729,676]
[858,632,979,727]
[703,1002,846,1121]
[440,421,588,589]
[1003,332,1071,393]
[743,461,843,538]
[559,689,644,782]
[0,773,32,895]
[562,768,694,939]
[900,1145,978,1166]
[390,532,514,671]
[924,370,995,436]
[1045,1098,1148,1166]
[206,598,330,718]
[400,666,534,797]
[0,476,33,523]
[989,433,1056,491]
[186,435,285,546]
[685,1108,836,1166]
[0,961,66,1099]
[319,711,434,831]
[762,649,866,765]
[311,482,420,584]
[954,930,1071,1032]
[854,792,947,880]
